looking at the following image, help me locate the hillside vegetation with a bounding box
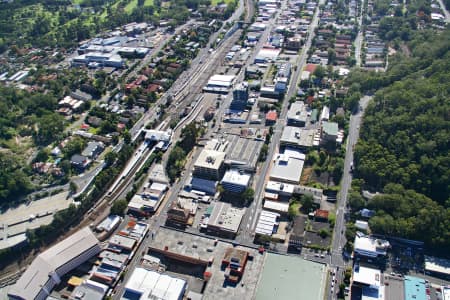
[348,29,450,255]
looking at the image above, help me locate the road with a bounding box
[328,95,371,299]
[237,0,325,245]
[354,0,364,67]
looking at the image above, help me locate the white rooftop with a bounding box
[194,149,226,170]
[221,169,251,186]
[125,268,186,300]
[269,152,305,184]
[263,200,289,213]
[255,210,280,236]
[354,235,389,257]
[353,265,381,287]
[424,256,450,276]
[265,180,295,194]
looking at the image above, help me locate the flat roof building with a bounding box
[287,101,308,127]
[193,149,226,180]
[221,169,251,193]
[265,180,294,196]
[8,227,101,300]
[70,280,109,300]
[352,265,384,300]
[108,234,136,252]
[404,276,426,300]
[123,268,186,300]
[280,126,317,149]
[424,256,450,278]
[207,202,245,238]
[269,152,305,184]
[354,235,390,258]
[222,248,249,283]
[256,253,326,300]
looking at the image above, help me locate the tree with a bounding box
[105,151,117,166]
[348,191,366,211]
[314,65,327,80]
[242,188,255,204]
[319,229,330,238]
[111,199,128,216]
[300,194,315,213]
[69,182,78,194]
[35,114,64,145]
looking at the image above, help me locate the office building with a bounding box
[231,82,249,111]
[193,149,226,180]
[221,169,251,193]
[207,202,245,238]
[354,235,390,258]
[287,101,308,127]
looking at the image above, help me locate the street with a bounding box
[328,95,371,299]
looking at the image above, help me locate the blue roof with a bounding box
[404,276,427,300]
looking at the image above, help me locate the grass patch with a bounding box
[124,0,138,13]
[211,0,235,5]
[144,0,154,6]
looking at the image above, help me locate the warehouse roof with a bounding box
[8,227,100,300]
[256,253,326,300]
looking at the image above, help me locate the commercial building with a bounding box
[265,181,294,198]
[8,227,101,300]
[255,210,280,236]
[144,129,172,151]
[442,286,450,300]
[193,149,226,180]
[96,215,122,234]
[280,126,318,149]
[286,36,302,50]
[263,200,289,214]
[222,248,249,283]
[404,276,426,300]
[321,121,339,143]
[166,197,198,226]
[287,101,308,127]
[108,234,136,252]
[254,48,281,63]
[189,176,218,195]
[231,82,249,111]
[424,256,450,278]
[128,183,167,214]
[256,253,326,300]
[204,74,236,93]
[352,265,384,300]
[69,279,109,300]
[72,52,125,68]
[207,202,245,238]
[206,135,264,173]
[269,151,305,184]
[123,268,186,300]
[221,169,251,193]
[354,235,390,258]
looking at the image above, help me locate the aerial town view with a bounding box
[0,0,449,299]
